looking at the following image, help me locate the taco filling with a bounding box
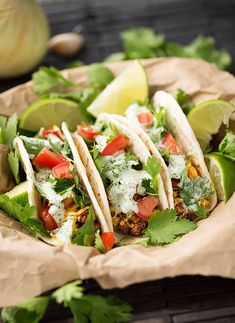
[17,126,101,244]
[125,103,213,219]
[76,122,163,236]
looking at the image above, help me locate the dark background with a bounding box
[1,0,235,322]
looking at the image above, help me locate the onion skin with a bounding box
[0,0,50,78]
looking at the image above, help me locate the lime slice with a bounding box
[87,60,148,117]
[187,100,235,151]
[19,98,85,132]
[6,181,29,206]
[205,153,235,202]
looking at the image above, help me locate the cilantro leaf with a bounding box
[124,151,140,164]
[218,129,235,161]
[175,89,194,115]
[53,178,74,195]
[74,176,89,208]
[20,136,50,156]
[95,230,107,253]
[195,205,208,219]
[143,209,197,245]
[180,176,212,206]
[67,60,84,68]
[8,151,20,184]
[141,178,157,196]
[52,280,84,306]
[71,206,95,246]
[0,195,49,237]
[92,146,105,177]
[121,27,165,59]
[32,66,75,95]
[165,36,232,70]
[0,114,18,147]
[69,295,132,323]
[1,296,49,323]
[88,64,114,89]
[143,156,161,194]
[104,52,126,62]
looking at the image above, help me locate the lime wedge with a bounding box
[205,153,235,202]
[187,100,235,151]
[6,181,29,206]
[19,98,85,132]
[87,60,148,117]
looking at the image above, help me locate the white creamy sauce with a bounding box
[108,168,149,215]
[53,216,74,244]
[103,152,138,182]
[49,203,65,224]
[168,155,186,179]
[95,135,109,152]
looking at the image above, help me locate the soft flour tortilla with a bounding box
[5,125,111,242]
[0,58,235,307]
[153,90,217,211]
[62,122,110,233]
[74,113,169,232]
[112,114,174,209]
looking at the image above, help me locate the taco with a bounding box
[74,113,169,238]
[0,123,113,249]
[114,90,217,219]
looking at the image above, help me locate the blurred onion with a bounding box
[0,0,49,78]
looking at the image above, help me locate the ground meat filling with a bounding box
[112,212,147,236]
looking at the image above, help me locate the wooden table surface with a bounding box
[1,1,235,322]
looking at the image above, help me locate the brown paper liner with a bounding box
[0,58,234,306]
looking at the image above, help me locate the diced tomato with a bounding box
[101,232,115,250]
[39,205,58,231]
[33,148,66,169]
[39,204,50,221]
[52,160,73,179]
[137,112,153,125]
[161,132,182,155]
[136,195,159,220]
[101,135,129,156]
[43,214,58,231]
[42,128,64,141]
[77,125,100,141]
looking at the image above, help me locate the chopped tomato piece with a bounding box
[101,135,129,156]
[33,148,66,169]
[39,205,58,231]
[136,195,159,220]
[42,128,64,141]
[137,112,153,125]
[52,160,73,179]
[77,125,100,141]
[101,232,115,250]
[161,132,182,155]
[39,204,50,221]
[44,214,58,231]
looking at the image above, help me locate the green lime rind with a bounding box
[205,152,235,202]
[187,100,235,151]
[5,181,29,207]
[19,98,90,132]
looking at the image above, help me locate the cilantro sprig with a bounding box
[0,114,20,184]
[218,129,235,161]
[32,67,75,95]
[105,27,232,71]
[143,209,197,245]
[1,280,132,323]
[0,195,49,237]
[142,156,161,196]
